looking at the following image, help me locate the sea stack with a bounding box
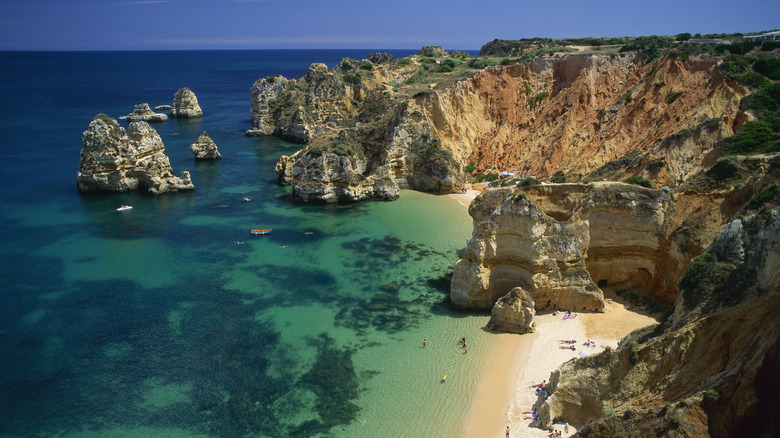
[486,287,536,334]
[190,131,222,160]
[170,87,203,118]
[126,103,168,122]
[77,114,194,194]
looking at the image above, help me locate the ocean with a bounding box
[0,50,495,437]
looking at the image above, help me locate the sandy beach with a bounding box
[448,190,658,438]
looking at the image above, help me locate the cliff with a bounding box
[257,51,747,203]
[537,208,780,438]
[77,114,194,195]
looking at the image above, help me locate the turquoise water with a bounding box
[0,50,492,437]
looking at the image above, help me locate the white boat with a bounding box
[117,205,133,211]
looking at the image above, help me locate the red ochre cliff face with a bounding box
[419,54,747,186]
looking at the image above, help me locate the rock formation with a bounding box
[169,87,203,118]
[190,131,221,160]
[126,103,168,122]
[536,208,780,438]
[486,287,536,334]
[154,104,172,111]
[254,49,746,203]
[77,114,194,194]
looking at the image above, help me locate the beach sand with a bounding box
[448,189,658,437]
[462,298,658,437]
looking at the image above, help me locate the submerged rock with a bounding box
[169,87,203,118]
[486,287,536,333]
[77,114,194,194]
[126,103,168,122]
[190,131,221,160]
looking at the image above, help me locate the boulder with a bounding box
[417,46,446,56]
[154,104,172,111]
[190,131,221,160]
[486,287,535,334]
[126,103,168,122]
[169,87,203,118]
[77,114,194,195]
[365,52,396,64]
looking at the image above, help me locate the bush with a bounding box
[670,414,682,428]
[666,90,681,104]
[528,91,549,110]
[342,73,362,84]
[412,90,431,98]
[624,175,654,188]
[753,57,780,80]
[746,183,779,210]
[359,62,373,71]
[463,162,476,173]
[468,57,501,69]
[719,54,750,80]
[624,409,636,420]
[550,170,567,183]
[706,158,739,181]
[741,72,769,89]
[397,58,411,65]
[720,121,777,154]
[761,40,780,51]
[704,389,720,403]
[517,177,540,187]
[420,58,437,64]
[436,63,453,73]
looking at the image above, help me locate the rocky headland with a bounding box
[77,114,194,194]
[247,45,757,204]
[170,87,203,118]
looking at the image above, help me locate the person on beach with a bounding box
[506,425,510,437]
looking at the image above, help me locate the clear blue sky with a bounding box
[1,0,777,51]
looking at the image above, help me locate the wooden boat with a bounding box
[117,205,133,211]
[250,228,271,235]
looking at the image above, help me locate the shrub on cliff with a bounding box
[342,73,362,85]
[720,121,777,154]
[706,158,739,181]
[624,175,653,188]
[753,57,780,80]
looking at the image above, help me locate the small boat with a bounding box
[243,197,251,202]
[117,205,133,211]
[250,228,271,235]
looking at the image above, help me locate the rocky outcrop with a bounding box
[264,52,746,204]
[537,209,780,438]
[77,114,194,195]
[275,148,399,203]
[365,52,395,64]
[190,131,221,160]
[451,187,608,312]
[154,104,172,111]
[126,103,168,122]
[169,87,203,118]
[486,287,536,334]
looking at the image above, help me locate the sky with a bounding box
[0,0,778,51]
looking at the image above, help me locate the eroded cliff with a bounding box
[258,50,747,203]
[537,209,780,438]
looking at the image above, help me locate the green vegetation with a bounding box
[475,173,499,182]
[342,73,362,84]
[753,57,780,80]
[704,389,720,403]
[761,40,780,51]
[665,90,681,104]
[670,414,682,428]
[623,409,636,420]
[463,161,476,173]
[517,177,540,187]
[550,170,567,183]
[706,158,739,181]
[468,58,501,69]
[412,89,431,98]
[624,175,654,188]
[720,121,778,154]
[746,183,779,211]
[741,72,769,89]
[397,58,411,65]
[528,91,549,109]
[359,62,373,70]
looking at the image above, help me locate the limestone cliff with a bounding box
[537,209,780,438]
[77,114,194,195]
[260,50,747,203]
[170,87,203,118]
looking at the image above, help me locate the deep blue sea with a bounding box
[0,50,495,438]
